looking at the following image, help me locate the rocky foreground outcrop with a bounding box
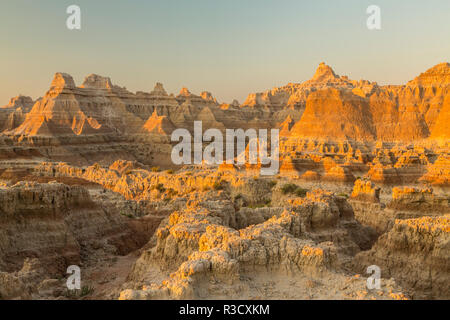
[0,181,150,299]
[353,215,450,299]
[0,157,447,299]
[349,179,449,233]
[118,190,404,300]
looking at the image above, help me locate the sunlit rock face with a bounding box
[1,63,448,170]
[1,63,448,143]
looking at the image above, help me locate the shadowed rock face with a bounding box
[353,215,450,299]
[0,96,35,132]
[0,182,149,275]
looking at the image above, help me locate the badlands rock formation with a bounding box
[0,95,34,132]
[0,62,448,300]
[118,188,397,300]
[0,181,151,299]
[354,215,449,299]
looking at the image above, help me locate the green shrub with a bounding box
[120,210,134,219]
[151,183,165,192]
[337,193,349,198]
[248,203,265,209]
[167,188,178,196]
[80,285,94,297]
[281,183,308,198]
[281,183,298,195]
[295,188,308,197]
[213,181,224,190]
[64,285,94,299]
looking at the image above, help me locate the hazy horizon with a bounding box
[1,0,449,105]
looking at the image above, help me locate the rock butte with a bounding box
[0,62,448,300]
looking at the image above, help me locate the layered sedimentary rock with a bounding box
[248,62,450,142]
[0,182,148,276]
[0,63,447,174]
[119,190,400,300]
[0,95,35,132]
[353,215,450,299]
[12,73,142,137]
[420,154,450,186]
[350,179,380,203]
[350,180,449,234]
[289,88,376,141]
[3,156,446,299]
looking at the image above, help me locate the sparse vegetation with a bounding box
[248,203,265,208]
[151,166,160,172]
[269,180,277,188]
[151,183,165,193]
[295,188,308,197]
[167,169,174,174]
[281,183,298,194]
[281,183,308,198]
[167,188,178,196]
[248,198,271,208]
[64,285,95,299]
[213,180,224,190]
[120,210,134,219]
[80,285,95,297]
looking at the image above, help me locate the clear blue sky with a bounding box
[0,0,449,105]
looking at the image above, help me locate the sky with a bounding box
[0,0,449,105]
